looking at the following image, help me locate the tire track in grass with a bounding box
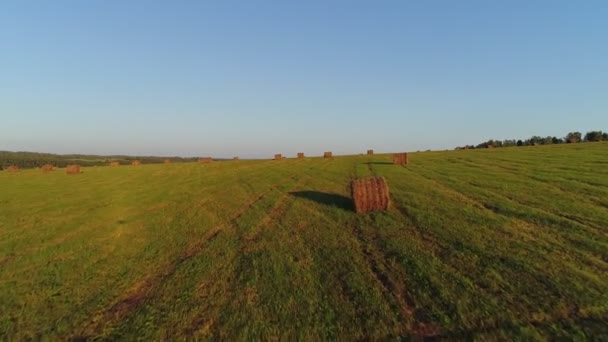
[72,173,301,340]
[380,167,608,336]
[184,162,335,337]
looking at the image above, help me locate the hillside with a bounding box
[1,143,607,340]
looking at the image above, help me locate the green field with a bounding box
[1,143,607,340]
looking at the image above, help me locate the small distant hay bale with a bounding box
[351,177,390,213]
[6,165,20,172]
[233,156,239,160]
[367,149,374,155]
[66,164,81,175]
[393,153,408,166]
[41,164,55,172]
[324,151,333,158]
[297,152,304,158]
[199,157,212,163]
[109,161,120,167]
[131,160,141,166]
[163,159,171,164]
[274,154,282,160]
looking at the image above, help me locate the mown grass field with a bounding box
[1,143,607,340]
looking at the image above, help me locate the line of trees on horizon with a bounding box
[455,130,608,150]
[0,151,199,170]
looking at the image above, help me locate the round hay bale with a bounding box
[351,177,390,213]
[393,153,408,166]
[199,157,212,163]
[41,164,55,172]
[66,164,81,175]
[109,161,120,167]
[274,154,282,160]
[6,165,20,172]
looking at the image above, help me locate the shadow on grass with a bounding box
[290,191,353,211]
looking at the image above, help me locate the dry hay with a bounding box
[131,160,141,166]
[199,157,213,164]
[367,149,374,155]
[41,164,55,172]
[66,164,81,175]
[164,159,171,164]
[109,161,120,167]
[324,151,333,158]
[297,152,304,158]
[233,156,239,161]
[6,165,19,172]
[351,177,390,213]
[393,153,408,166]
[274,154,282,160]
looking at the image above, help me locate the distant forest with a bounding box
[0,151,199,170]
[455,130,608,150]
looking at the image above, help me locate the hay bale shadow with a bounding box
[290,191,353,211]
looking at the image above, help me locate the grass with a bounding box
[1,143,607,340]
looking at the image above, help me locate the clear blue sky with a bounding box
[1,1,607,158]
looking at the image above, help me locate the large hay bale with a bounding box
[324,151,333,158]
[109,161,120,167]
[367,149,374,155]
[66,164,81,175]
[233,156,239,160]
[351,177,390,213]
[6,165,19,172]
[274,154,282,160]
[393,153,408,166]
[164,159,171,164]
[41,164,55,172]
[297,152,304,159]
[199,157,212,163]
[131,160,141,166]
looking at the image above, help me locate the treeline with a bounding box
[0,151,199,170]
[456,130,608,150]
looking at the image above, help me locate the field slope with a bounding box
[1,143,608,340]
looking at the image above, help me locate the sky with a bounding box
[1,1,607,158]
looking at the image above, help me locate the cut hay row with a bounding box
[351,177,390,213]
[393,153,408,166]
[65,165,81,175]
